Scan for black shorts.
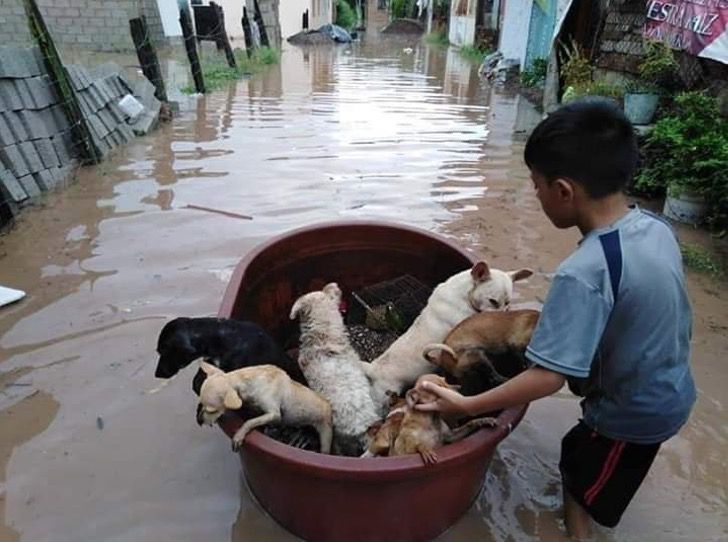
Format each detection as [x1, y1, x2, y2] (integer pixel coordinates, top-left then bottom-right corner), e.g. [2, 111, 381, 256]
[559, 421, 660, 528]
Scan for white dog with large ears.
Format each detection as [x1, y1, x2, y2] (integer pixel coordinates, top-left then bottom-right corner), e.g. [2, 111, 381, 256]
[290, 283, 380, 456]
[197, 361, 333, 453]
[364, 261, 532, 412]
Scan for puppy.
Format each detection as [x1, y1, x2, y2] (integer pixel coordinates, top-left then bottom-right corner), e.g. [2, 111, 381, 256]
[290, 283, 381, 456]
[155, 317, 304, 394]
[197, 361, 333, 453]
[423, 310, 539, 394]
[364, 261, 532, 411]
[389, 374, 498, 465]
[361, 394, 407, 458]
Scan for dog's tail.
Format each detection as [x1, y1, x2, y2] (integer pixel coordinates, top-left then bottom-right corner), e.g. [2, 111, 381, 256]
[423, 343, 457, 369]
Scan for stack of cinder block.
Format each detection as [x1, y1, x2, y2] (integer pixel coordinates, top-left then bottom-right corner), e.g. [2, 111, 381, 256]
[0, 46, 162, 228]
[0, 46, 77, 219]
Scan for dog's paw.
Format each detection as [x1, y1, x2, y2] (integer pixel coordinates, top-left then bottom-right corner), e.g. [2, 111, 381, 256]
[419, 449, 438, 465]
[474, 417, 498, 428]
[231, 433, 247, 452]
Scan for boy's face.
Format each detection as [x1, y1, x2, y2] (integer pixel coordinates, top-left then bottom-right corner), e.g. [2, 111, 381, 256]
[530, 170, 577, 229]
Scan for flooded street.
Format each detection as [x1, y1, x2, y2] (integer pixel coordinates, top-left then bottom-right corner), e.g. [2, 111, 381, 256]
[1, 12, 727, 542]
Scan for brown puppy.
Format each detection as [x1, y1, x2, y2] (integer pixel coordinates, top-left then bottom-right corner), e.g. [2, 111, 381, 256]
[423, 310, 540, 392]
[361, 394, 407, 458]
[197, 361, 333, 453]
[389, 374, 497, 465]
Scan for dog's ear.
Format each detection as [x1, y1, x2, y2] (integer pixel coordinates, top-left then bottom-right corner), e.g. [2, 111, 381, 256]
[405, 388, 420, 409]
[199, 361, 223, 376]
[322, 282, 342, 302]
[223, 388, 243, 410]
[290, 297, 308, 320]
[366, 420, 384, 437]
[471, 261, 491, 283]
[509, 268, 533, 282]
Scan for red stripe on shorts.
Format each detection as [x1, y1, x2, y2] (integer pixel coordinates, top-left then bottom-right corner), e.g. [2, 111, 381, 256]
[584, 440, 626, 506]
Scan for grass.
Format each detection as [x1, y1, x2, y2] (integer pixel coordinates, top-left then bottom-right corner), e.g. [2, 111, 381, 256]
[680, 243, 724, 277]
[181, 47, 280, 94]
[458, 44, 492, 63]
[425, 30, 449, 46]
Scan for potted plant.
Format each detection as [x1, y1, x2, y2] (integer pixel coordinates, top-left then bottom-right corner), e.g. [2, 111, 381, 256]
[634, 92, 728, 227]
[624, 41, 680, 125]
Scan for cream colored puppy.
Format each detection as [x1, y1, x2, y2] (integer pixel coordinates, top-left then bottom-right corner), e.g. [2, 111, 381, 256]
[364, 261, 532, 412]
[197, 361, 333, 453]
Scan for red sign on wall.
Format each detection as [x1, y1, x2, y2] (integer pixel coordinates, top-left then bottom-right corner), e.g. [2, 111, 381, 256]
[643, 0, 728, 64]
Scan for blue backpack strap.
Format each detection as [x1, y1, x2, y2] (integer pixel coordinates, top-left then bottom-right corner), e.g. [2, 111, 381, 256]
[599, 230, 622, 302]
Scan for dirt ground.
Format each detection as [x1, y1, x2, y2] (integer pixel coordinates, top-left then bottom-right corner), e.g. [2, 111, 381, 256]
[1, 9, 726, 542]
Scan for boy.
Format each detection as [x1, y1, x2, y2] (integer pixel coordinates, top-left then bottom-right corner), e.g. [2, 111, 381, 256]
[416, 99, 696, 538]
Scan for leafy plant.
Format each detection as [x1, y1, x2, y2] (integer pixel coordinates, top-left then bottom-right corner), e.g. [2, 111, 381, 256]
[562, 80, 624, 102]
[680, 243, 724, 276]
[458, 44, 492, 63]
[521, 58, 548, 88]
[635, 40, 681, 93]
[335, 0, 357, 30]
[634, 92, 728, 229]
[181, 48, 280, 94]
[391, 0, 415, 19]
[559, 38, 592, 90]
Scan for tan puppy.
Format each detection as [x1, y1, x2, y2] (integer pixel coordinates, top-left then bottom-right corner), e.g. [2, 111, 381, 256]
[364, 261, 532, 412]
[361, 394, 407, 458]
[385, 374, 498, 464]
[197, 361, 333, 453]
[423, 310, 540, 384]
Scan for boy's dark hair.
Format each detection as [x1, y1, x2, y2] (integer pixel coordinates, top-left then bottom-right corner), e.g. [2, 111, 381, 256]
[524, 98, 638, 198]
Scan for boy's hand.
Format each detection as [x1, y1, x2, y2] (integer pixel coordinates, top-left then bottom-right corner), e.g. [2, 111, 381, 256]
[413, 382, 471, 417]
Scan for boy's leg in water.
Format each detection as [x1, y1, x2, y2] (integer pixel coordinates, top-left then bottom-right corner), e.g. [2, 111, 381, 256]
[564, 485, 592, 540]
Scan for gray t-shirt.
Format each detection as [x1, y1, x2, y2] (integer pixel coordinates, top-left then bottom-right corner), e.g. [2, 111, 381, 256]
[526, 207, 696, 444]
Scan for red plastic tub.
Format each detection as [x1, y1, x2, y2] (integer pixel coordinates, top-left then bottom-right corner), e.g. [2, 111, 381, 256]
[217, 221, 527, 541]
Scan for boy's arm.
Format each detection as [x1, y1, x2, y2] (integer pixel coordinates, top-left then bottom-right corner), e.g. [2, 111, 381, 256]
[415, 366, 565, 417]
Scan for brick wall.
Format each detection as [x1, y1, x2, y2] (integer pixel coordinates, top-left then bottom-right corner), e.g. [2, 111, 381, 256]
[0, 0, 166, 52]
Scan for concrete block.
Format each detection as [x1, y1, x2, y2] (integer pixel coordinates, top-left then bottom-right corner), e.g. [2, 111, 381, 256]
[52, 163, 77, 185]
[19, 110, 49, 139]
[87, 113, 108, 139]
[95, 79, 114, 103]
[66, 65, 90, 91]
[3, 112, 29, 141]
[17, 173, 42, 198]
[92, 136, 111, 157]
[0, 48, 25, 78]
[26, 75, 55, 109]
[34, 138, 59, 169]
[0, 166, 27, 202]
[18, 141, 44, 174]
[97, 107, 116, 132]
[0, 113, 15, 146]
[108, 101, 125, 123]
[50, 105, 70, 132]
[0, 145, 29, 178]
[31, 47, 46, 75]
[92, 62, 124, 80]
[129, 111, 157, 136]
[33, 169, 56, 191]
[117, 122, 135, 142]
[15, 79, 36, 110]
[20, 48, 42, 77]
[88, 84, 107, 109]
[0, 79, 24, 111]
[52, 132, 74, 163]
[77, 92, 95, 117]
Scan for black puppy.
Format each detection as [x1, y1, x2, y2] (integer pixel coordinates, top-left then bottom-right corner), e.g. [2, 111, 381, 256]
[155, 317, 305, 394]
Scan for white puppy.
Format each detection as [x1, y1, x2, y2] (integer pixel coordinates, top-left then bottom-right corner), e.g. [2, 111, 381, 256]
[364, 261, 532, 411]
[290, 283, 381, 456]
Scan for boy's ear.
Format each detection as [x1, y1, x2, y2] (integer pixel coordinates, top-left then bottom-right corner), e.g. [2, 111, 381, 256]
[554, 178, 576, 201]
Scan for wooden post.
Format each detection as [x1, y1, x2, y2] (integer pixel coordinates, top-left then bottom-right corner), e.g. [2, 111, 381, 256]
[179, 5, 206, 94]
[210, 2, 236, 68]
[253, 0, 270, 48]
[241, 6, 254, 58]
[22, 0, 101, 164]
[129, 17, 168, 102]
[303, 9, 309, 31]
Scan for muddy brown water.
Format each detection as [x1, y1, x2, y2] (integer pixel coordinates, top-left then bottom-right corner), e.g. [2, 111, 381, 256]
[1, 19, 727, 542]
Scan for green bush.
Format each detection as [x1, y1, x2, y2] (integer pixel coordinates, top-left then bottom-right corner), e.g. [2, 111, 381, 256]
[680, 243, 724, 276]
[458, 44, 491, 63]
[559, 39, 591, 89]
[637, 40, 681, 93]
[562, 80, 624, 102]
[521, 58, 548, 88]
[635, 92, 728, 229]
[391, 0, 415, 19]
[335, 0, 356, 30]
[181, 48, 280, 94]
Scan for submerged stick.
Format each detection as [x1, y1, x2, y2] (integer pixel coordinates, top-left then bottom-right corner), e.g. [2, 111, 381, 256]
[183, 204, 253, 220]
